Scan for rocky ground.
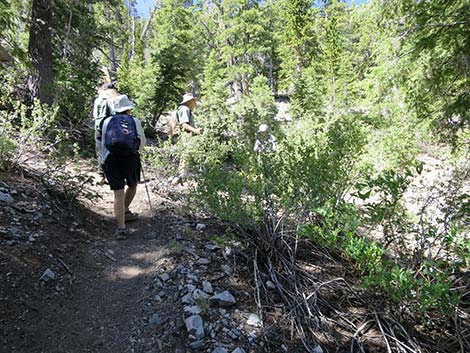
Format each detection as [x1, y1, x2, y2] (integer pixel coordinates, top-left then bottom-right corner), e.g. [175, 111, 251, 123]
[0, 163, 281, 353]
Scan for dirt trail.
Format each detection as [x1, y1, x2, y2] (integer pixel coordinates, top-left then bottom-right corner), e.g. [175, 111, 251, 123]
[1, 169, 190, 353]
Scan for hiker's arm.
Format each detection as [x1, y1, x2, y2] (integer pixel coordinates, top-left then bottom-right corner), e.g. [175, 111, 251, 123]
[181, 122, 203, 135]
[254, 139, 261, 153]
[92, 99, 99, 120]
[134, 118, 147, 151]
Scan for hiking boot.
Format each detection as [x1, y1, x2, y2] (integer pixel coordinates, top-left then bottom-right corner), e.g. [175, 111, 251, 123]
[125, 210, 139, 222]
[115, 228, 127, 240]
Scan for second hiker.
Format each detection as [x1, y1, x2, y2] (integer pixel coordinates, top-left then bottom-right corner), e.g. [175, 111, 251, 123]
[171, 93, 203, 185]
[93, 82, 119, 182]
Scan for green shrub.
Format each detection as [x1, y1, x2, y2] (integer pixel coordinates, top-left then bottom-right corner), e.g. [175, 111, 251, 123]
[299, 211, 462, 316]
[0, 135, 17, 171]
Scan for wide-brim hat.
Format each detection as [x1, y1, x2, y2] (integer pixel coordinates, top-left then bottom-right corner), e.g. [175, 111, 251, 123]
[180, 93, 196, 105]
[112, 94, 135, 113]
[257, 124, 269, 133]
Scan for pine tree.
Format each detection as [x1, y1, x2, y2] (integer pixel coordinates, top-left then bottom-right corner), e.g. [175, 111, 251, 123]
[377, 0, 470, 140]
[277, 0, 317, 91]
[116, 0, 207, 123]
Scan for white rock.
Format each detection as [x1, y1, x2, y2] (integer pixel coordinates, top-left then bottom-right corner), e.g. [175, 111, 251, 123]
[196, 223, 206, 231]
[247, 313, 262, 327]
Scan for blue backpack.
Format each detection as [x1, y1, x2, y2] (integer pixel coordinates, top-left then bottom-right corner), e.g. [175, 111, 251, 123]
[104, 114, 140, 156]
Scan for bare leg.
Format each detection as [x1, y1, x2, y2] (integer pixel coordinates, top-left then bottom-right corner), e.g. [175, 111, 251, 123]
[125, 184, 137, 211]
[114, 189, 125, 229]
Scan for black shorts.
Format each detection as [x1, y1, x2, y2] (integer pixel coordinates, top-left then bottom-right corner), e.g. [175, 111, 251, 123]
[104, 154, 141, 190]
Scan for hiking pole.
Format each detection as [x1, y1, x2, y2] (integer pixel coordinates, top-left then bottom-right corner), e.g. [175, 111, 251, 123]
[141, 163, 166, 238]
[140, 163, 155, 217]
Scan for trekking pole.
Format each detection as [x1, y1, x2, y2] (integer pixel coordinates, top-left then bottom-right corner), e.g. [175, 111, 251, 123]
[140, 163, 154, 216]
[141, 163, 167, 237]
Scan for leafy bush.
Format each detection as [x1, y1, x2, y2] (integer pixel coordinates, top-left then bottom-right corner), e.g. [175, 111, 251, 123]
[299, 209, 463, 315]
[0, 134, 17, 171]
[269, 114, 367, 214]
[0, 98, 60, 168]
[189, 107, 367, 230]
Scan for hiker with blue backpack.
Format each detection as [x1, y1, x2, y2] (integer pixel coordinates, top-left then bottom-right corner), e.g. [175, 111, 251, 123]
[100, 94, 147, 240]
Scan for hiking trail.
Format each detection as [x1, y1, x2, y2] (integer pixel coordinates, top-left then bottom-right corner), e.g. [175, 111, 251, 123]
[0, 163, 258, 353]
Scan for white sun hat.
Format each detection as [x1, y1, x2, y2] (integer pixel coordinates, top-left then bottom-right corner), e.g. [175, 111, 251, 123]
[257, 124, 269, 133]
[180, 93, 196, 105]
[112, 94, 135, 113]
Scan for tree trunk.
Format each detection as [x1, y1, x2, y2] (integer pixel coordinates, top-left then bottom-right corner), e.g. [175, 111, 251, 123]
[130, 0, 136, 58]
[140, 3, 157, 41]
[28, 0, 54, 104]
[110, 41, 117, 73]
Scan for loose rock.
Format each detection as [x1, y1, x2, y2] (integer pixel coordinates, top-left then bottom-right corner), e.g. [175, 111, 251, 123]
[212, 348, 228, 353]
[193, 289, 209, 300]
[0, 191, 13, 203]
[210, 291, 236, 307]
[149, 313, 162, 326]
[202, 280, 213, 294]
[247, 313, 262, 327]
[221, 264, 232, 275]
[40, 268, 56, 282]
[185, 315, 204, 340]
[197, 258, 210, 265]
[189, 339, 204, 350]
[184, 305, 202, 315]
[232, 349, 246, 353]
[196, 223, 206, 231]
[159, 273, 170, 282]
[181, 292, 193, 304]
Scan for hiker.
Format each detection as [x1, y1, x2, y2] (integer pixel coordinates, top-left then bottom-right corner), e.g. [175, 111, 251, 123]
[171, 93, 203, 185]
[93, 82, 119, 181]
[100, 94, 146, 240]
[254, 124, 276, 156]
